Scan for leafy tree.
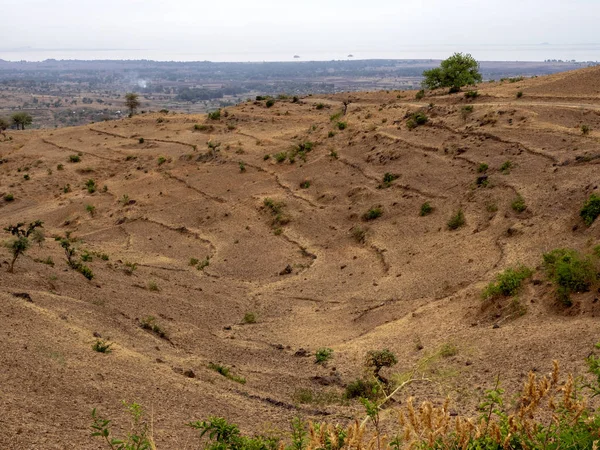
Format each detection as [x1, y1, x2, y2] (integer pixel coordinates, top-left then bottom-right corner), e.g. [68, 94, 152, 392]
[422, 53, 482, 92]
[125, 93, 140, 116]
[3, 220, 43, 272]
[11, 112, 33, 130]
[0, 117, 9, 132]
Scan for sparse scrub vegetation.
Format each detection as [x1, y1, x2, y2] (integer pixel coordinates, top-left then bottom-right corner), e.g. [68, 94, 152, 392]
[482, 265, 533, 300]
[500, 160, 512, 174]
[69, 154, 81, 163]
[477, 162, 488, 173]
[351, 226, 367, 244]
[208, 363, 246, 384]
[363, 206, 383, 221]
[381, 172, 399, 188]
[415, 89, 425, 100]
[85, 179, 97, 193]
[92, 339, 112, 353]
[580, 193, 600, 226]
[140, 316, 167, 338]
[207, 109, 221, 120]
[419, 202, 433, 216]
[447, 209, 465, 230]
[3, 220, 43, 272]
[543, 248, 596, 306]
[511, 194, 527, 212]
[336, 121, 347, 130]
[406, 112, 428, 130]
[242, 312, 256, 324]
[315, 347, 334, 365]
[581, 124, 591, 135]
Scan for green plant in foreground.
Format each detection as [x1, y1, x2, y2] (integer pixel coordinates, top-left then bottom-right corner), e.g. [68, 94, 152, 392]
[4, 193, 14, 202]
[91, 403, 152, 450]
[482, 265, 533, 300]
[315, 347, 334, 364]
[580, 193, 600, 226]
[543, 248, 596, 306]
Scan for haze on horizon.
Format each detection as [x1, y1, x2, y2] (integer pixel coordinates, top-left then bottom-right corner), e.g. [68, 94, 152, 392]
[2, 0, 600, 62]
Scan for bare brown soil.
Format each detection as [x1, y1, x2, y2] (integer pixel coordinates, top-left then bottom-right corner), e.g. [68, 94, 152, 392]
[1, 66, 600, 449]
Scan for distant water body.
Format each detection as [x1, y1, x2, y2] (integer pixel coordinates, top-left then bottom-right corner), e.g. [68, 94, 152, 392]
[2, 45, 600, 62]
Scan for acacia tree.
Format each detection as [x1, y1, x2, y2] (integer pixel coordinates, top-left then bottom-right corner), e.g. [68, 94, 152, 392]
[125, 93, 140, 116]
[11, 112, 33, 130]
[422, 53, 482, 92]
[3, 220, 43, 272]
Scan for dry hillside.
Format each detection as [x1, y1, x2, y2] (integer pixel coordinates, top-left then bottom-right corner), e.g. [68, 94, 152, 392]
[1, 67, 600, 449]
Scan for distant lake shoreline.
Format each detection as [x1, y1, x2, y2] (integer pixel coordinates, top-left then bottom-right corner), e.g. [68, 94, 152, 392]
[2, 45, 600, 63]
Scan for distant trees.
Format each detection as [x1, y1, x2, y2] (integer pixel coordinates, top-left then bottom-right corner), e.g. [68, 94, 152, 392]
[422, 53, 482, 92]
[11, 112, 33, 130]
[125, 93, 140, 116]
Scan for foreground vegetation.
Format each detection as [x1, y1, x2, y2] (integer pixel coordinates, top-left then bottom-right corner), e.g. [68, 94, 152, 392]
[92, 344, 600, 449]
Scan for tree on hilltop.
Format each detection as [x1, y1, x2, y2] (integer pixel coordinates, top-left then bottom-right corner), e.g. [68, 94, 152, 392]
[11, 112, 33, 130]
[422, 53, 482, 92]
[125, 93, 140, 116]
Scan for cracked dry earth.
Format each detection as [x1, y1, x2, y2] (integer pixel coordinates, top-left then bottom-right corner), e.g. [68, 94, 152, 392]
[1, 66, 600, 449]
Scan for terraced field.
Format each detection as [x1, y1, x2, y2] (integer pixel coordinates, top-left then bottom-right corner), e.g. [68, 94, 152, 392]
[1, 66, 600, 449]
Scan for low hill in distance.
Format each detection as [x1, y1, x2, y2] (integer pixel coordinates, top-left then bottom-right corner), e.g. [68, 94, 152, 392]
[1, 67, 600, 448]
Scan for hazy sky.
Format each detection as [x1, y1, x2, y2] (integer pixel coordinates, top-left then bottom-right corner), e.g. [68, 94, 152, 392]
[2, 0, 599, 60]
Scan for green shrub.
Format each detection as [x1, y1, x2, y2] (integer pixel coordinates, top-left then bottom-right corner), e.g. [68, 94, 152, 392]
[330, 111, 343, 122]
[274, 152, 287, 163]
[365, 349, 397, 382]
[516, 91, 523, 98]
[419, 202, 433, 216]
[482, 265, 533, 299]
[344, 378, 379, 400]
[580, 193, 600, 226]
[85, 179, 96, 193]
[92, 339, 112, 353]
[315, 347, 333, 364]
[464, 90, 479, 99]
[500, 160, 512, 174]
[140, 316, 167, 338]
[207, 109, 221, 120]
[581, 124, 591, 135]
[477, 163, 488, 173]
[447, 209, 465, 230]
[415, 89, 425, 100]
[57, 164, 64, 170]
[148, 281, 159, 291]
[440, 343, 458, 357]
[406, 112, 428, 130]
[543, 248, 596, 306]
[316, 103, 325, 110]
[336, 121, 347, 130]
[138, 137, 144, 144]
[243, 312, 256, 324]
[381, 172, 399, 188]
[85, 204, 96, 216]
[208, 363, 246, 384]
[4, 193, 14, 202]
[300, 180, 311, 189]
[265, 99, 275, 108]
[157, 156, 167, 166]
[511, 194, 527, 213]
[69, 155, 81, 163]
[363, 206, 383, 221]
